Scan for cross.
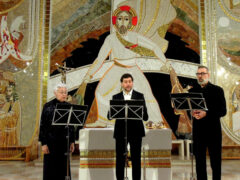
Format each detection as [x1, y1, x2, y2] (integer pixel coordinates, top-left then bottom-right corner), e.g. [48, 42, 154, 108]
[56, 62, 72, 83]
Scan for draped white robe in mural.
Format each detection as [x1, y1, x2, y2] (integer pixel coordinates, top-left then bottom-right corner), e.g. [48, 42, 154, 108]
[0, 15, 32, 65]
[86, 31, 168, 125]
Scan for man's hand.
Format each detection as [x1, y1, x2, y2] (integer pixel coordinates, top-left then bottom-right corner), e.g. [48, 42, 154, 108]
[192, 110, 206, 120]
[70, 143, 75, 153]
[42, 145, 50, 154]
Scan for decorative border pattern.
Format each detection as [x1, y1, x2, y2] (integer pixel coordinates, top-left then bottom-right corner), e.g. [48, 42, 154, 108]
[80, 150, 116, 158]
[80, 159, 171, 168]
[80, 150, 171, 158]
[200, 0, 207, 65]
[80, 150, 171, 168]
[27, 0, 48, 148]
[27, 0, 50, 146]
[42, 0, 51, 105]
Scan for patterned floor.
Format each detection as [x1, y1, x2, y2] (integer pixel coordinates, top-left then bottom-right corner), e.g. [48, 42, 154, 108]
[0, 156, 239, 180]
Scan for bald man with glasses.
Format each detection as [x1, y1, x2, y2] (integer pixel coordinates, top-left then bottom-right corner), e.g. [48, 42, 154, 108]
[189, 65, 227, 180]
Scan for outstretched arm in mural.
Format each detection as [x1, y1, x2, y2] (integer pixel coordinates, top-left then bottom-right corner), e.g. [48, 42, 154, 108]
[136, 33, 172, 71]
[84, 35, 112, 81]
[74, 35, 112, 105]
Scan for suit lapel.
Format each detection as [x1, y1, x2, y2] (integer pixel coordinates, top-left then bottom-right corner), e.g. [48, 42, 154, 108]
[118, 92, 124, 100]
[131, 90, 137, 100]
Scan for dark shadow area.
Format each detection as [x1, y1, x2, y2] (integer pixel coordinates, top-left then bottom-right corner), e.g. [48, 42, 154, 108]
[51, 31, 110, 76]
[165, 32, 200, 64]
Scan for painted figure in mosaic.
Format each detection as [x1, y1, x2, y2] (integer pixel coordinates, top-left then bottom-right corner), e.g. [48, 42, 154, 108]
[108, 73, 148, 180]
[170, 68, 192, 138]
[0, 14, 32, 70]
[77, 3, 176, 127]
[0, 71, 21, 147]
[39, 83, 75, 180]
[232, 84, 240, 136]
[189, 66, 227, 180]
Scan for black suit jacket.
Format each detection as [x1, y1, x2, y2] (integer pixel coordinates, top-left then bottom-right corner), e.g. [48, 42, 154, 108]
[39, 99, 75, 153]
[108, 90, 148, 139]
[189, 82, 226, 139]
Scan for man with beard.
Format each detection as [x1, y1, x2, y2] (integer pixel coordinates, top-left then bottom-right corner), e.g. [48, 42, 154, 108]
[189, 65, 227, 180]
[108, 73, 148, 180]
[78, 5, 171, 128]
[39, 83, 75, 180]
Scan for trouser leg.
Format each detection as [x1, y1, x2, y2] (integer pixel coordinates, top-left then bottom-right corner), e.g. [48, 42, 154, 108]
[43, 154, 54, 180]
[116, 138, 126, 180]
[208, 137, 222, 180]
[194, 139, 207, 180]
[129, 138, 142, 180]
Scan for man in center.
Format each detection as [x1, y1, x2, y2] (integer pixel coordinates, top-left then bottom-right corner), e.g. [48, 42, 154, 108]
[108, 73, 148, 180]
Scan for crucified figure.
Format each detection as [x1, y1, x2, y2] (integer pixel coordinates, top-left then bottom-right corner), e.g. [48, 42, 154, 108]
[56, 62, 72, 84]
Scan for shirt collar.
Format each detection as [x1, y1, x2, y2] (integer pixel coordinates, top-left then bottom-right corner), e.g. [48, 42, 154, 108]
[123, 89, 133, 96]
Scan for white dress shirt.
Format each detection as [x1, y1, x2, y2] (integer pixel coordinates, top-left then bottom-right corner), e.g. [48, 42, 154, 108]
[123, 89, 133, 100]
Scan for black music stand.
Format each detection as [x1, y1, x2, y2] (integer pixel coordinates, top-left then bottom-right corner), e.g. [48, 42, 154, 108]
[52, 104, 88, 180]
[109, 100, 144, 180]
[170, 93, 207, 180]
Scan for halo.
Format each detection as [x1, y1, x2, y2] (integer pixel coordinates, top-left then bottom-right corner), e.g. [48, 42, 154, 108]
[112, 5, 137, 31]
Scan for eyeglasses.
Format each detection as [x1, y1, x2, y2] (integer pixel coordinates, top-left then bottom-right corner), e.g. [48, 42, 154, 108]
[196, 72, 208, 76]
[58, 91, 67, 95]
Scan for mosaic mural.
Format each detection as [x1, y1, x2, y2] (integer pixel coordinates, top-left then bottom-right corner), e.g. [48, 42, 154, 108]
[0, 0, 44, 160]
[0, 0, 239, 161]
[213, 0, 240, 153]
[49, 0, 200, 140]
[232, 83, 240, 136]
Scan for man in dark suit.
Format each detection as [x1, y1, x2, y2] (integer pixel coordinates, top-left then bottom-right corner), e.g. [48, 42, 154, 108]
[189, 65, 226, 180]
[108, 73, 148, 180]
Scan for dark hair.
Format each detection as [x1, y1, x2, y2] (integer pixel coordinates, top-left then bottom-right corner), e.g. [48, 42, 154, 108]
[198, 65, 209, 72]
[120, 73, 134, 82]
